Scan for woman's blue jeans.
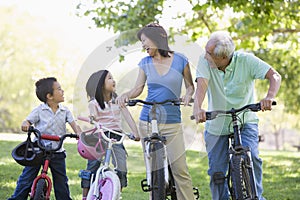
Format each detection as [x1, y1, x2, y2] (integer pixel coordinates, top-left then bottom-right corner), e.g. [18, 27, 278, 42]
[8, 152, 72, 200]
[204, 123, 265, 200]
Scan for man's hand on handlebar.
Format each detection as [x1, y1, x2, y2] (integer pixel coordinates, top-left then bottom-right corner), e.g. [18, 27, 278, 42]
[193, 108, 207, 124]
[260, 98, 275, 111]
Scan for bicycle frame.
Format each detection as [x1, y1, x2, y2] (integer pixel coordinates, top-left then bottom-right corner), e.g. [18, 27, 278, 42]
[204, 102, 276, 200]
[128, 99, 184, 200]
[28, 127, 78, 200]
[77, 116, 132, 200]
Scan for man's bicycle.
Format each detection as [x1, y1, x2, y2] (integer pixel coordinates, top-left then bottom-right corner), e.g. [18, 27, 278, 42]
[11, 126, 79, 200]
[192, 101, 276, 200]
[77, 116, 136, 200]
[128, 98, 199, 200]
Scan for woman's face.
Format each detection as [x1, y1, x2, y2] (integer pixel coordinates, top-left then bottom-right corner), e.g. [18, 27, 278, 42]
[103, 72, 116, 93]
[140, 33, 158, 57]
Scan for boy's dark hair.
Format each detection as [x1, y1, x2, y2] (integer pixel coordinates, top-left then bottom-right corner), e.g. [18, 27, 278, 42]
[86, 70, 117, 110]
[35, 77, 57, 103]
[137, 23, 173, 57]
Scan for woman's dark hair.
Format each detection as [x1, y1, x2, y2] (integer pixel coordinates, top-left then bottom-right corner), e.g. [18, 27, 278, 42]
[86, 70, 116, 110]
[35, 77, 57, 103]
[137, 23, 173, 57]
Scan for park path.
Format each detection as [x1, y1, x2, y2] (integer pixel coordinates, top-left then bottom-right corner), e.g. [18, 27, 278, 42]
[0, 129, 205, 151]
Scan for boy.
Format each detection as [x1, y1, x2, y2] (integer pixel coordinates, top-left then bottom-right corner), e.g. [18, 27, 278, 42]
[8, 77, 81, 200]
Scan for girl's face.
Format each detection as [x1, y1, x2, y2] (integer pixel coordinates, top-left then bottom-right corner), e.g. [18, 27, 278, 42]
[140, 33, 158, 57]
[103, 72, 116, 93]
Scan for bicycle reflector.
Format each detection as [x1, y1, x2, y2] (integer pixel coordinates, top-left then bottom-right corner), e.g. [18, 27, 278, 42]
[11, 139, 44, 166]
[77, 131, 107, 160]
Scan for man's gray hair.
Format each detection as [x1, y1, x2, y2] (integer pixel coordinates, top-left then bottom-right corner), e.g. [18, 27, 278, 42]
[209, 31, 235, 58]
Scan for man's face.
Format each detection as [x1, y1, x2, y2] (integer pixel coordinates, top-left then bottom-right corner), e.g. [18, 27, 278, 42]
[205, 41, 226, 69]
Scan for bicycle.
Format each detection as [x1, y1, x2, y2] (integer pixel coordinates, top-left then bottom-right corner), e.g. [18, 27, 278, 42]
[77, 116, 136, 200]
[192, 101, 276, 200]
[127, 98, 200, 200]
[12, 126, 78, 200]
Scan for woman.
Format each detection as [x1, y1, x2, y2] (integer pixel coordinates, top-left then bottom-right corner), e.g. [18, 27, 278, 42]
[116, 23, 195, 200]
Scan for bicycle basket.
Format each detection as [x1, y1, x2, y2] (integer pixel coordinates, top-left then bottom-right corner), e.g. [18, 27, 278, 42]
[77, 131, 107, 160]
[11, 138, 44, 166]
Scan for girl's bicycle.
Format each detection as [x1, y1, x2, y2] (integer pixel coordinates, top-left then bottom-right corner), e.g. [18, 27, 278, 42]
[192, 101, 276, 200]
[11, 126, 78, 200]
[128, 98, 199, 200]
[77, 116, 136, 200]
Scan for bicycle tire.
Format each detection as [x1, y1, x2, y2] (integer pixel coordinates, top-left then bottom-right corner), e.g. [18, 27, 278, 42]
[150, 141, 166, 200]
[230, 154, 255, 200]
[87, 170, 121, 200]
[166, 165, 177, 200]
[32, 179, 47, 200]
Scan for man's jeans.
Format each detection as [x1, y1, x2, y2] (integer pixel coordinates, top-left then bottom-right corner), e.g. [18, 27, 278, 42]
[204, 123, 265, 200]
[8, 152, 72, 200]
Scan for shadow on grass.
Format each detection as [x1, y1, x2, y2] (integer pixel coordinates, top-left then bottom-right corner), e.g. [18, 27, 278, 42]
[1, 141, 299, 199]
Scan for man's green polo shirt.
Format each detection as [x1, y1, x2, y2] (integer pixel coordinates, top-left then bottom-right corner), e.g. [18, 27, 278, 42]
[196, 51, 271, 135]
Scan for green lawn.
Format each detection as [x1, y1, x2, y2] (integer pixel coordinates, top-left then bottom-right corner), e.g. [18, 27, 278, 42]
[1, 140, 299, 200]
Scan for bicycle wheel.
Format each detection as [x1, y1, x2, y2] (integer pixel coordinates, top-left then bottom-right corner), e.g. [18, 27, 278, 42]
[32, 179, 47, 200]
[87, 170, 121, 200]
[230, 154, 255, 200]
[150, 141, 166, 200]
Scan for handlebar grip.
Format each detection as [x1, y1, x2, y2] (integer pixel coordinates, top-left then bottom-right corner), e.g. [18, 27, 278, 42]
[41, 134, 60, 141]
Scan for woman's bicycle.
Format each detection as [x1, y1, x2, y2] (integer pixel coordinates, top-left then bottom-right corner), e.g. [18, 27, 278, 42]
[12, 126, 79, 200]
[192, 101, 276, 200]
[77, 116, 136, 200]
[128, 98, 199, 200]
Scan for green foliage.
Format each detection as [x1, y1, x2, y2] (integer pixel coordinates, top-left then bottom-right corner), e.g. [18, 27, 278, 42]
[1, 140, 299, 199]
[76, 0, 300, 114]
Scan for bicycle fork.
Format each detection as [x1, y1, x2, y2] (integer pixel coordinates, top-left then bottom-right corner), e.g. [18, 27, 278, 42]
[141, 135, 168, 192]
[30, 159, 52, 200]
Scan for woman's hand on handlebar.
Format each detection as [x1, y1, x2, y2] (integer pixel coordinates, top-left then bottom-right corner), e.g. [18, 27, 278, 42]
[181, 94, 193, 106]
[116, 94, 129, 108]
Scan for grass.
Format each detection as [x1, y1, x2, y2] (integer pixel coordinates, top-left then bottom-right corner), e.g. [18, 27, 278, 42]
[1, 140, 299, 200]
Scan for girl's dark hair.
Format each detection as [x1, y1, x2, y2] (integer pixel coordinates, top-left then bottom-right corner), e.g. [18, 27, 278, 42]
[35, 77, 57, 103]
[86, 70, 117, 110]
[137, 23, 173, 57]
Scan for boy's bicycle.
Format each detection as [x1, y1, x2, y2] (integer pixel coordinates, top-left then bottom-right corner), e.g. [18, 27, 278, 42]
[192, 101, 276, 200]
[77, 116, 136, 200]
[128, 98, 199, 200]
[11, 126, 78, 200]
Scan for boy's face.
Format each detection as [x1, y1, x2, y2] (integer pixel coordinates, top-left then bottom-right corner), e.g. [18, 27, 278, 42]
[49, 81, 64, 103]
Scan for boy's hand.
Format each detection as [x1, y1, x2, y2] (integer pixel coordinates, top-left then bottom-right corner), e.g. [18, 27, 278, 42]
[21, 120, 31, 132]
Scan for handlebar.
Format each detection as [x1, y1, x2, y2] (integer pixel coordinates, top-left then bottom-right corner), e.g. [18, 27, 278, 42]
[191, 101, 277, 120]
[127, 98, 193, 107]
[28, 126, 79, 151]
[77, 116, 136, 143]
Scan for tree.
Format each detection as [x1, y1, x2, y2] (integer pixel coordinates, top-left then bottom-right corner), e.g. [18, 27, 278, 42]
[0, 6, 80, 132]
[76, 0, 300, 114]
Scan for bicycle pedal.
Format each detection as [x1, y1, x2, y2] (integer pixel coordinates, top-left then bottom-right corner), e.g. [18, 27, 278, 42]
[193, 187, 200, 200]
[141, 179, 151, 192]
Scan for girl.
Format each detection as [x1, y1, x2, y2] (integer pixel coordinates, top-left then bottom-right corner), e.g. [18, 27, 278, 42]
[80, 70, 140, 200]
